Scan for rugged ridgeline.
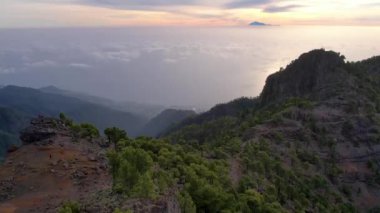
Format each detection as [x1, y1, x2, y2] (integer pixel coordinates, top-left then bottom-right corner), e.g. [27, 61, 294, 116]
[166, 49, 380, 211]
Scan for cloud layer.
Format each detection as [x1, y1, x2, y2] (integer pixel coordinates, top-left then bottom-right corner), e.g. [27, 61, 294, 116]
[0, 27, 379, 108]
[225, 0, 272, 8]
[263, 4, 301, 13]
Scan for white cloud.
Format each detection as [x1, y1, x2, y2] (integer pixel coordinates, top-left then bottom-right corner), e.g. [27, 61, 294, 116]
[163, 58, 178, 64]
[26, 60, 57, 67]
[0, 67, 15, 74]
[69, 63, 92, 68]
[92, 50, 141, 62]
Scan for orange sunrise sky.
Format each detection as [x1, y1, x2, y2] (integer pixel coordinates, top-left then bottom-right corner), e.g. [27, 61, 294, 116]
[1, 0, 380, 28]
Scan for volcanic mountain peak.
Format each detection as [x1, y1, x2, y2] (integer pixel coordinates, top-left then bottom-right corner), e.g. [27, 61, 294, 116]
[260, 49, 347, 105]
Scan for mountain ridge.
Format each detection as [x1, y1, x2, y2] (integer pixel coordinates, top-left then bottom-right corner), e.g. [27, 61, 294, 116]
[0, 85, 146, 133]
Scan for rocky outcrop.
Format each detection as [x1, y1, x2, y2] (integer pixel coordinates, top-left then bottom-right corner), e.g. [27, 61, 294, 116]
[260, 49, 347, 105]
[20, 116, 68, 144]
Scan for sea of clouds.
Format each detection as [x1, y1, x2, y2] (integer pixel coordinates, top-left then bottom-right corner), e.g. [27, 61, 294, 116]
[0, 26, 378, 109]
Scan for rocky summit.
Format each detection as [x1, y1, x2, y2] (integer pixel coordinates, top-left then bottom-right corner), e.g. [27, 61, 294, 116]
[260, 49, 347, 104]
[20, 116, 69, 145]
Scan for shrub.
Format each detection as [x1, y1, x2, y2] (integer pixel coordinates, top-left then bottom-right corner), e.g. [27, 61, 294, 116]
[178, 191, 196, 213]
[113, 209, 133, 213]
[79, 123, 99, 139]
[58, 201, 81, 213]
[104, 127, 128, 149]
[59, 112, 73, 127]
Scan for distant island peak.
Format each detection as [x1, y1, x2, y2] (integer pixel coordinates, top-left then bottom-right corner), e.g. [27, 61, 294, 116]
[249, 21, 271, 26]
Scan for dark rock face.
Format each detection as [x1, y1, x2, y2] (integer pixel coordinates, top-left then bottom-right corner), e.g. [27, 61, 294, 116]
[20, 116, 67, 144]
[260, 49, 346, 105]
[0, 177, 15, 202]
[20, 129, 56, 144]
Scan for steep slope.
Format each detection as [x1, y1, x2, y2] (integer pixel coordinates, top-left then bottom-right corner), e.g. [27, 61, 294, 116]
[166, 49, 380, 211]
[139, 109, 196, 137]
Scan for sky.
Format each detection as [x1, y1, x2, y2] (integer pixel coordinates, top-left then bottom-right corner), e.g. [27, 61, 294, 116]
[1, 0, 380, 28]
